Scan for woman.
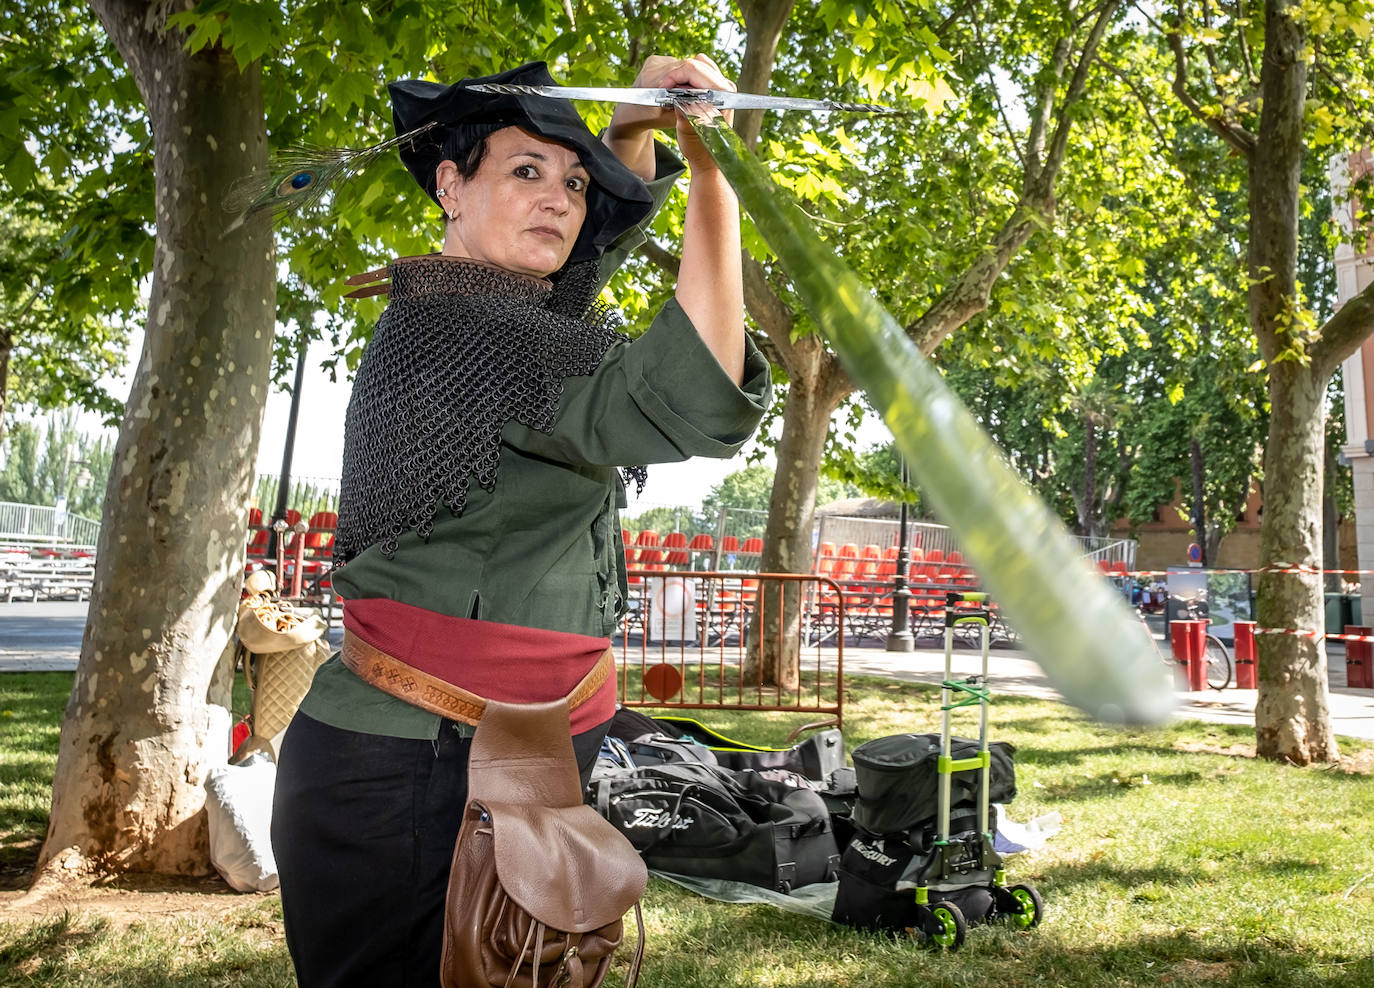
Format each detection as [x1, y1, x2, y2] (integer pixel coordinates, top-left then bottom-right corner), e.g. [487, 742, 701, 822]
[271, 54, 771, 986]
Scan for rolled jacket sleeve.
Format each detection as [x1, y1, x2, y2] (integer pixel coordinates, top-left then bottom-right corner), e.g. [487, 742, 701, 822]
[502, 298, 771, 466]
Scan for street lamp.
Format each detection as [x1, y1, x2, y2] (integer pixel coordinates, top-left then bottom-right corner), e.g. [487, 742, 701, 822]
[54, 451, 92, 538]
[266, 338, 308, 561]
[885, 455, 914, 652]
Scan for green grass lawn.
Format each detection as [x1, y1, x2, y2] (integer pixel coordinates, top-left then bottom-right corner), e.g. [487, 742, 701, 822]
[3, 671, 1374, 986]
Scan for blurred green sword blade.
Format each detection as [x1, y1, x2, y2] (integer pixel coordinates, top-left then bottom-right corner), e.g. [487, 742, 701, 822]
[690, 111, 1174, 724]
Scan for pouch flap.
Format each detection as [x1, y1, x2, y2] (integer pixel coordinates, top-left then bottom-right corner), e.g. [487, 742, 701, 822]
[484, 800, 647, 933]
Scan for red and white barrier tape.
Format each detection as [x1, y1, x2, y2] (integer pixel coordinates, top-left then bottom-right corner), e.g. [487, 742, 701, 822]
[1254, 627, 1325, 640]
[1253, 628, 1374, 643]
[1104, 564, 1370, 577]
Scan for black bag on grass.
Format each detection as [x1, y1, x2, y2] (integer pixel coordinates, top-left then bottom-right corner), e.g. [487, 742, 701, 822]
[588, 761, 840, 893]
[831, 806, 999, 932]
[622, 736, 719, 767]
[852, 733, 1016, 834]
[606, 705, 667, 742]
[655, 716, 846, 783]
[818, 766, 858, 850]
[831, 828, 926, 932]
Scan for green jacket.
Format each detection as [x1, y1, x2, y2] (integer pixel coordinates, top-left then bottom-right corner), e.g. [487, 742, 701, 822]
[298, 148, 772, 740]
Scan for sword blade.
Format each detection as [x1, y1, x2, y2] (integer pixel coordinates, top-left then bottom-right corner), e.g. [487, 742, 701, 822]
[468, 83, 671, 106]
[467, 82, 897, 114]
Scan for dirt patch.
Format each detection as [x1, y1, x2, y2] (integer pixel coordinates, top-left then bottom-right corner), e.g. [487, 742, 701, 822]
[1336, 747, 1374, 774]
[1173, 739, 1257, 759]
[1, 870, 275, 931]
[1171, 739, 1373, 774]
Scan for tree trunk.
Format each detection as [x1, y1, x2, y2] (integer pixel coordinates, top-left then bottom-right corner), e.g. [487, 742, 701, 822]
[735, 0, 794, 152]
[0, 326, 11, 443]
[747, 350, 846, 689]
[1191, 435, 1208, 566]
[1254, 362, 1338, 763]
[1247, 0, 1336, 764]
[34, 1, 274, 881]
[1078, 416, 1098, 536]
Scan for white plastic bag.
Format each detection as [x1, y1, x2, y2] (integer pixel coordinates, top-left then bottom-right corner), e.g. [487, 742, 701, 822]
[204, 755, 279, 892]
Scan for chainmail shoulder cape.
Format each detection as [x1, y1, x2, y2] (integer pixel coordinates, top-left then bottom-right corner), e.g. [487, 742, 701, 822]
[336, 254, 645, 564]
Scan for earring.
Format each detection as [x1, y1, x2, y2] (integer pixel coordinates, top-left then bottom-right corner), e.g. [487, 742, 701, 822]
[437, 188, 457, 221]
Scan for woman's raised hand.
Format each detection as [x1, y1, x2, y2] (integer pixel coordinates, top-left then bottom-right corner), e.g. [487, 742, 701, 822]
[603, 54, 737, 179]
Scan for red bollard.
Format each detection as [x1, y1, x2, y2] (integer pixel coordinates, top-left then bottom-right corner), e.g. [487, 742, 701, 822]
[1186, 620, 1208, 691]
[1169, 620, 1203, 691]
[1233, 621, 1257, 689]
[1187, 621, 1209, 692]
[1344, 625, 1373, 689]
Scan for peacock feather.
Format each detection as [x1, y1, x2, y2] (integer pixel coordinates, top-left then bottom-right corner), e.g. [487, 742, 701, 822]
[224, 122, 439, 223]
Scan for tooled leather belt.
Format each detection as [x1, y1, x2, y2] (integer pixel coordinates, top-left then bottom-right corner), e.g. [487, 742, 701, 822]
[339, 629, 614, 726]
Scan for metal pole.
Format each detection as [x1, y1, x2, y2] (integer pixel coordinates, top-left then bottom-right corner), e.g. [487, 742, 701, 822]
[266, 340, 308, 560]
[886, 456, 914, 651]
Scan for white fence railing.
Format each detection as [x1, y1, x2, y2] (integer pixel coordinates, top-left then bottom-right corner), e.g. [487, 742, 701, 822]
[1075, 536, 1138, 569]
[0, 501, 101, 549]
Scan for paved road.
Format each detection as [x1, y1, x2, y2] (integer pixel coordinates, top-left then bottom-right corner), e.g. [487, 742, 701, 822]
[0, 601, 345, 663]
[4, 602, 1372, 740]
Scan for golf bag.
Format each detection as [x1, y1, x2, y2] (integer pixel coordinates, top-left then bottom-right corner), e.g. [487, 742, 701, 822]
[588, 761, 840, 893]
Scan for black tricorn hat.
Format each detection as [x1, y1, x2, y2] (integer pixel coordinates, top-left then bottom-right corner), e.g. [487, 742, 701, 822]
[389, 61, 653, 265]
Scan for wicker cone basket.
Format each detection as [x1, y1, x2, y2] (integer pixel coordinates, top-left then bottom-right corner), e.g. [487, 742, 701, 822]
[245, 638, 332, 745]
[237, 571, 331, 754]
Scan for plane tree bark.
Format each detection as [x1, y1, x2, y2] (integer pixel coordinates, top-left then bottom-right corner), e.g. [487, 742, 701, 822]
[33, 0, 274, 883]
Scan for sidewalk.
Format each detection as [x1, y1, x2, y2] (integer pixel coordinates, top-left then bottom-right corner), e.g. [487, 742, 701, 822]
[4, 602, 1372, 741]
[841, 640, 1374, 741]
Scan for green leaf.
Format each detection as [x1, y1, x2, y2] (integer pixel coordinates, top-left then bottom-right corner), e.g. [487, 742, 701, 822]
[2, 144, 37, 191]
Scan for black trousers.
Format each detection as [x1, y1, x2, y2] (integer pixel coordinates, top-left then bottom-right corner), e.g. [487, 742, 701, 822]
[271, 712, 610, 988]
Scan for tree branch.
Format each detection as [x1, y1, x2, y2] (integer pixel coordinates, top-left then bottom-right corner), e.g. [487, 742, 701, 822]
[742, 254, 801, 371]
[1022, 36, 1070, 182]
[935, 0, 982, 37]
[971, 6, 1027, 173]
[905, 204, 1044, 353]
[1164, 5, 1256, 156]
[1236, 0, 1258, 85]
[736, 0, 795, 152]
[639, 237, 680, 277]
[1200, 0, 1227, 94]
[750, 327, 785, 369]
[906, 1, 1121, 353]
[1040, 0, 1122, 195]
[1312, 277, 1374, 375]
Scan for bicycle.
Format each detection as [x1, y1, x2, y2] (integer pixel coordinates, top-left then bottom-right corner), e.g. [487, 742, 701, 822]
[1174, 589, 1232, 691]
[1131, 590, 1232, 691]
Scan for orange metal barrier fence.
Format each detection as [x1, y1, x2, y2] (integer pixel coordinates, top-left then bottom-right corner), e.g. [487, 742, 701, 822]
[615, 571, 845, 737]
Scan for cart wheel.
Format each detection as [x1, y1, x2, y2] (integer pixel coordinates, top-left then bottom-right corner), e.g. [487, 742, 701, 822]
[1005, 883, 1044, 929]
[925, 901, 966, 951]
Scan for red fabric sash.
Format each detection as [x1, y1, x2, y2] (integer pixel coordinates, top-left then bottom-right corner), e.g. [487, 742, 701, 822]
[342, 598, 615, 734]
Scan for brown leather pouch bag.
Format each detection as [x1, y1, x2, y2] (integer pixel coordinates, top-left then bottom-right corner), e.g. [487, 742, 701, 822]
[441, 696, 647, 988]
